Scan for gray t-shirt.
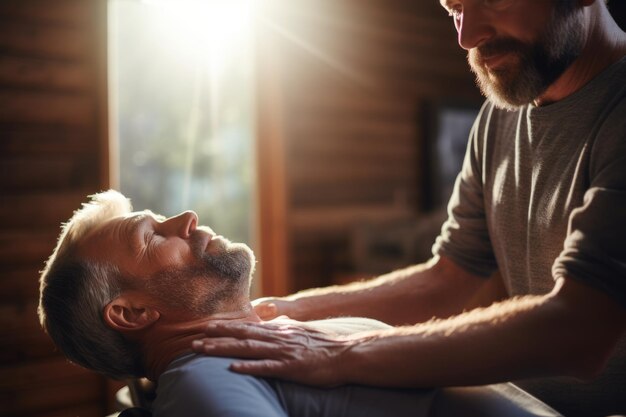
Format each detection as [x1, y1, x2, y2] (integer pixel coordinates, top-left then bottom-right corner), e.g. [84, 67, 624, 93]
[152, 317, 438, 417]
[433, 56, 626, 416]
[153, 355, 438, 417]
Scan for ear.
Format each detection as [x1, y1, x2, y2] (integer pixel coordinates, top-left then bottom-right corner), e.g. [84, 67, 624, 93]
[103, 294, 161, 333]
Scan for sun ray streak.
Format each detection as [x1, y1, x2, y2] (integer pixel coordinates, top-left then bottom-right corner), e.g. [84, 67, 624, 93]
[261, 17, 378, 90]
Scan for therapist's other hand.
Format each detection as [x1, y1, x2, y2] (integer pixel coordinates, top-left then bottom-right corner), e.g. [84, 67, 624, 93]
[191, 321, 361, 387]
[251, 297, 295, 320]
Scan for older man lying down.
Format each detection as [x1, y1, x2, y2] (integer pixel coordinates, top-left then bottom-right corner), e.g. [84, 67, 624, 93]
[38, 190, 560, 417]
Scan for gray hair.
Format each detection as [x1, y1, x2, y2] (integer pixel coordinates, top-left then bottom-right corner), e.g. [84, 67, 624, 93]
[38, 190, 144, 379]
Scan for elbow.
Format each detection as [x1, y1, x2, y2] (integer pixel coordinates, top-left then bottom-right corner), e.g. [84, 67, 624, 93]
[547, 278, 626, 381]
[543, 324, 619, 382]
[565, 346, 613, 382]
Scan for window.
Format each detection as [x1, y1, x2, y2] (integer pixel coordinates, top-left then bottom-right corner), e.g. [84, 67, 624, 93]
[108, 0, 257, 264]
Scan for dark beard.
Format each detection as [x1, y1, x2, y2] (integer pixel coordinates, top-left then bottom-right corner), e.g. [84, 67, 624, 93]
[468, 4, 585, 110]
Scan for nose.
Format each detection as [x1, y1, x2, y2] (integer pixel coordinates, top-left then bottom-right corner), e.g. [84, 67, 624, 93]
[456, 6, 494, 50]
[158, 211, 198, 238]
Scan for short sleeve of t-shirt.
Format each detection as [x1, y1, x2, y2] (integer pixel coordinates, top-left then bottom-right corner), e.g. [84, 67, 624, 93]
[553, 97, 626, 307]
[432, 102, 499, 278]
[153, 355, 288, 417]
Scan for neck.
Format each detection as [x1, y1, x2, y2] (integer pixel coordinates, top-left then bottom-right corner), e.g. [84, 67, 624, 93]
[141, 304, 261, 381]
[535, 3, 626, 106]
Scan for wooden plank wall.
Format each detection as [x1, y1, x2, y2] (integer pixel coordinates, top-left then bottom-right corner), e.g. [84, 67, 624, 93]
[261, 0, 482, 293]
[267, 0, 626, 294]
[0, 1, 112, 416]
[270, 0, 626, 294]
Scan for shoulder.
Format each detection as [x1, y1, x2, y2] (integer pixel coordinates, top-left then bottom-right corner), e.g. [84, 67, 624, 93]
[158, 354, 242, 387]
[153, 355, 287, 417]
[582, 56, 626, 154]
[588, 90, 626, 188]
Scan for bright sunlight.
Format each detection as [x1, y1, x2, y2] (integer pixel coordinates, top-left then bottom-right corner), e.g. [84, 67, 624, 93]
[109, 0, 257, 281]
[142, 0, 256, 70]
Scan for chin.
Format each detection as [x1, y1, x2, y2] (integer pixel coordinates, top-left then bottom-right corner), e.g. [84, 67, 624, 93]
[230, 242, 256, 279]
[201, 239, 257, 288]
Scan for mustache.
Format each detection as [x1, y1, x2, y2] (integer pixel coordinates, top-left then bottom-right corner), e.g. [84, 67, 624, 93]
[474, 37, 528, 59]
[189, 229, 213, 258]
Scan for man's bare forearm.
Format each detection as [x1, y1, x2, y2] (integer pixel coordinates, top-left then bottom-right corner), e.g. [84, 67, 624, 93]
[196, 276, 625, 390]
[340, 278, 626, 388]
[282, 256, 500, 325]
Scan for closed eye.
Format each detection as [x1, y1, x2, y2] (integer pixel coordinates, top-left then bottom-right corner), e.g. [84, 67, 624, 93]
[128, 215, 155, 258]
[143, 228, 154, 246]
[143, 225, 164, 261]
[143, 230, 155, 260]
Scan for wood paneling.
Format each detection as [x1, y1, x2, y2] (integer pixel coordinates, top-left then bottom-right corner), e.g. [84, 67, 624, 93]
[0, 358, 102, 416]
[0, 21, 89, 60]
[0, 231, 58, 265]
[0, 124, 94, 154]
[0, 156, 98, 191]
[263, 0, 626, 294]
[0, 190, 91, 230]
[0, 1, 91, 25]
[0, 55, 92, 92]
[0, 267, 41, 303]
[0, 0, 110, 415]
[258, 0, 481, 293]
[0, 90, 95, 125]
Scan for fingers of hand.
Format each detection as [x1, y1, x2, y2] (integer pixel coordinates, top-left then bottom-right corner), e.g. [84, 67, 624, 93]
[252, 297, 295, 320]
[251, 297, 274, 307]
[192, 338, 281, 359]
[191, 329, 328, 362]
[203, 321, 321, 345]
[254, 302, 278, 320]
[230, 359, 288, 377]
[203, 321, 281, 340]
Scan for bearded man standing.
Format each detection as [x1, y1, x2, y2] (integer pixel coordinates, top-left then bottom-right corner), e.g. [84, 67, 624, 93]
[192, 1, 626, 416]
